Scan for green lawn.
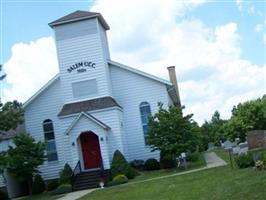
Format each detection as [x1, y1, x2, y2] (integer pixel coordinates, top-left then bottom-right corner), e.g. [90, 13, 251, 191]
[20, 192, 64, 200]
[79, 152, 266, 200]
[131, 152, 206, 183]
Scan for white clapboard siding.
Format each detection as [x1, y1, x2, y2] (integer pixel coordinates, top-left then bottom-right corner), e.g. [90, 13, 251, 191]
[24, 78, 66, 180]
[91, 108, 125, 161]
[54, 18, 112, 104]
[110, 64, 170, 161]
[59, 108, 124, 170]
[98, 20, 110, 60]
[67, 115, 110, 169]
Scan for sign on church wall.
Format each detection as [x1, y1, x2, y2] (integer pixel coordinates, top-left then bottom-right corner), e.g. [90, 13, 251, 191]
[67, 61, 96, 73]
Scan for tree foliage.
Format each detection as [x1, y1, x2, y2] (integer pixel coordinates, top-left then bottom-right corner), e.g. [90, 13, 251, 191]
[0, 133, 46, 195]
[0, 64, 7, 106]
[200, 96, 266, 145]
[200, 111, 227, 149]
[0, 100, 24, 131]
[148, 103, 200, 157]
[224, 96, 266, 141]
[59, 163, 73, 184]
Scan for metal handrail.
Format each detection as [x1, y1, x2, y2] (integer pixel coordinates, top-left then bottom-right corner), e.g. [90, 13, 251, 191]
[71, 160, 81, 188]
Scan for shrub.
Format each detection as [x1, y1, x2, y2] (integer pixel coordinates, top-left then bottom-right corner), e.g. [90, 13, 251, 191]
[49, 184, 72, 195]
[160, 151, 176, 169]
[113, 174, 128, 182]
[59, 163, 73, 184]
[47, 179, 60, 191]
[0, 189, 8, 200]
[144, 158, 160, 170]
[130, 160, 144, 170]
[32, 174, 46, 195]
[186, 152, 200, 162]
[111, 150, 136, 179]
[235, 153, 254, 168]
[107, 174, 128, 187]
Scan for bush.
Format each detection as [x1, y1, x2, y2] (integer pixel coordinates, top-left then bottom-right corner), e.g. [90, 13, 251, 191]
[144, 158, 160, 170]
[111, 150, 136, 179]
[107, 174, 128, 187]
[59, 163, 73, 184]
[186, 152, 200, 162]
[160, 151, 176, 169]
[0, 189, 8, 200]
[113, 174, 128, 182]
[49, 184, 72, 195]
[235, 153, 254, 168]
[47, 179, 60, 191]
[32, 174, 46, 195]
[130, 160, 144, 170]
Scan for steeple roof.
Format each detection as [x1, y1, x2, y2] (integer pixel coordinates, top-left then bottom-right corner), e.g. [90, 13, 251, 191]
[49, 10, 110, 30]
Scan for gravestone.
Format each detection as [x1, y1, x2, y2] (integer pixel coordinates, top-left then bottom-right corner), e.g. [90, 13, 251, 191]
[208, 142, 215, 150]
[247, 130, 266, 151]
[224, 140, 234, 150]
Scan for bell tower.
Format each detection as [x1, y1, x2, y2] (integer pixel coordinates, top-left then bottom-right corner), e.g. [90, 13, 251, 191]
[49, 10, 112, 103]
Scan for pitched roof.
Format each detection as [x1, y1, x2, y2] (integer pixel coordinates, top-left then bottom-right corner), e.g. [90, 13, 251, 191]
[23, 74, 60, 109]
[64, 112, 110, 134]
[108, 60, 172, 85]
[49, 10, 110, 30]
[58, 96, 121, 117]
[0, 123, 25, 140]
[108, 60, 181, 106]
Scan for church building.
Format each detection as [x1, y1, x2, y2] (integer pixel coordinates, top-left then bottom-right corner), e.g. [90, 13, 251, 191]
[0, 10, 180, 197]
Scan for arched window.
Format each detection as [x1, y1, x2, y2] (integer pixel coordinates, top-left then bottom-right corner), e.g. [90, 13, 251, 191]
[43, 119, 58, 162]
[139, 102, 151, 145]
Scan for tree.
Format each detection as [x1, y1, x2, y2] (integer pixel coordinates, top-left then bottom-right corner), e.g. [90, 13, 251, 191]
[0, 133, 46, 195]
[224, 96, 266, 141]
[200, 111, 227, 149]
[0, 100, 24, 131]
[59, 163, 73, 184]
[148, 103, 200, 158]
[0, 64, 7, 106]
[0, 65, 6, 82]
[110, 150, 135, 179]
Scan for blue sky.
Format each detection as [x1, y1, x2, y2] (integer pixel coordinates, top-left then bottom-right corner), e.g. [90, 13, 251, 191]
[1, 0, 265, 65]
[0, 0, 265, 123]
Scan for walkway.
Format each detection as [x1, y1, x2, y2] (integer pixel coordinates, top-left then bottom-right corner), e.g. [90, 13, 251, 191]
[57, 152, 227, 200]
[57, 188, 96, 200]
[204, 152, 227, 168]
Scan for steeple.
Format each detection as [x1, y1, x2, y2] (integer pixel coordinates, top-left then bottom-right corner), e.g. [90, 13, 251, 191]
[49, 10, 109, 30]
[50, 10, 112, 103]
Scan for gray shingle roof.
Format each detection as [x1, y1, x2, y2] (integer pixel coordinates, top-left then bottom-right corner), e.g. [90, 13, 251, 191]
[49, 10, 110, 30]
[0, 123, 25, 140]
[58, 96, 121, 117]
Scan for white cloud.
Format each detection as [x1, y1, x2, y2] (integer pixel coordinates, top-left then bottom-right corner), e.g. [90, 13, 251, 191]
[2, 37, 58, 102]
[91, 0, 265, 123]
[2, 0, 265, 125]
[255, 24, 263, 32]
[236, 0, 256, 14]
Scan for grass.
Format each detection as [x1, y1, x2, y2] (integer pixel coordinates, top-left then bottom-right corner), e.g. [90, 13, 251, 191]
[131, 152, 206, 183]
[20, 192, 65, 200]
[79, 151, 266, 200]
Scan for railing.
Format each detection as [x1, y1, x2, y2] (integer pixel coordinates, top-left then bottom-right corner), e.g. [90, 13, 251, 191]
[100, 160, 104, 179]
[71, 160, 81, 190]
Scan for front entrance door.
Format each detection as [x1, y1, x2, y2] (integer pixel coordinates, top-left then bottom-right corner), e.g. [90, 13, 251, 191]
[80, 132, 102, 169]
